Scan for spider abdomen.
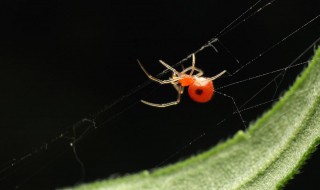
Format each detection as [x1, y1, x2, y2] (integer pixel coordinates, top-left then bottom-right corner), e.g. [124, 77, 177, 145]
[188, 77, 214, 103]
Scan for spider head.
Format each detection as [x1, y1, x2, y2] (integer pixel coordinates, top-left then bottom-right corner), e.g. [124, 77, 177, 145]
[178, 75, 195, 87]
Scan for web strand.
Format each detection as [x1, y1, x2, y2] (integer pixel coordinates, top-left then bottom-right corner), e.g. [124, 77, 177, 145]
[214, 0, 277, 39]
[231, 13, 320, 76]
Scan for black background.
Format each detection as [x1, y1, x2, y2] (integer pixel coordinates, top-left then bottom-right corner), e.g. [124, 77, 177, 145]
[0, 0, 319, 189]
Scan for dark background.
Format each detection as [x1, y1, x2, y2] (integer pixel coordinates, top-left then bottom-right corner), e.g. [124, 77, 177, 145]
[0, 0, 319, 189]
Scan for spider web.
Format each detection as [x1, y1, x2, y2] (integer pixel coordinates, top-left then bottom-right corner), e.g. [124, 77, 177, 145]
[0, 0, 320, 189]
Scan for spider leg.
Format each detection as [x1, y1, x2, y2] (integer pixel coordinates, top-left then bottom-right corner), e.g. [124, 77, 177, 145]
[158, 60, 180, 75]
[189, 53, 196, 76]
[181, 66, 204, 76]
[137, 59, 182, 84]
[173, 82, 184, 94]
[195, 68, 204, 77]
[141, 84, 183, 108]
[181, 62, 186, 72]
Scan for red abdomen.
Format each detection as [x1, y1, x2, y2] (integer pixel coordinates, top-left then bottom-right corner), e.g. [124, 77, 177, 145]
[188, 78, 214, 103]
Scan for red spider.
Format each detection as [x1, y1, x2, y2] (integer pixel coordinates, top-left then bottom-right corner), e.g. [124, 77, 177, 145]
[138, 54, 226, 107]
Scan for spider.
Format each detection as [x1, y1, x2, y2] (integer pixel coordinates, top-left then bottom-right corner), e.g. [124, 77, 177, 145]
[137, 53, 226, 107]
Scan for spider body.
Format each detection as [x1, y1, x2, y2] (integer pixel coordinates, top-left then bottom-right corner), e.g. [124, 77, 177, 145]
[138, 54, 225, 107]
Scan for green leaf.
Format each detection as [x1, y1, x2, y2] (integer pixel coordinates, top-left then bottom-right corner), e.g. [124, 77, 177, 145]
[65, 47, 320, 190]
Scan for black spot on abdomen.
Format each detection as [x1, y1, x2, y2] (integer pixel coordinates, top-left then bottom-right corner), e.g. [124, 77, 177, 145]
[195, 89, 203, 95]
